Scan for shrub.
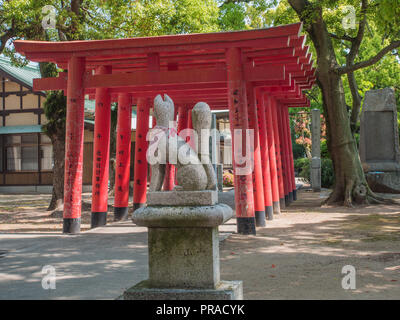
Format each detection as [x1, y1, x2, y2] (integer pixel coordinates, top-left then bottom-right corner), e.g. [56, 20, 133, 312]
[295, 157, 335, 188]
[321, 158, 334, 188]
[320, 140, 330, 158]
[292, 142, 306, 159]
[294, 157, 309, 176]
[223, 171, 234, 187]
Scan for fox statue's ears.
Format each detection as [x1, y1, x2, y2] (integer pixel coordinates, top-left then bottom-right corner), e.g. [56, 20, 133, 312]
[164, 94, 174, 106]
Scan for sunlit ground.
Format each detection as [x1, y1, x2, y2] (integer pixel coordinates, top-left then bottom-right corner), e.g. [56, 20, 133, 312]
[1, 188, 400, 299]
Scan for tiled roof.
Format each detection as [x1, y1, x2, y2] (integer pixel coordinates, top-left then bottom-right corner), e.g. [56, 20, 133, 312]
[0, 56, 40, 88]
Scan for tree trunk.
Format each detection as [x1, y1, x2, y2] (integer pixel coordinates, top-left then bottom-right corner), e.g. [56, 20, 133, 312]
[289, 0, 383, 206]
[317, 71, 368, 205]
[47, 132, 65, 211]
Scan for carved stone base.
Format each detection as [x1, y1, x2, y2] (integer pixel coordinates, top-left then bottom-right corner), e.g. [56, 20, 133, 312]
[123, 280, 243, 300]
[125, 202, 241, 300]
[366, 171, 400, 194]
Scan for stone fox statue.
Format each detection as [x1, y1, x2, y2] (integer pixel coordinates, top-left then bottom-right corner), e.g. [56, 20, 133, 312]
[148, 94, 217, 191]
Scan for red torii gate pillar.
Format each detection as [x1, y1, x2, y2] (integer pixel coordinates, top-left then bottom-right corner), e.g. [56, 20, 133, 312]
[270, 97, 286, 209]
[277, 103, 291, 206]
[114, 93, 132, 221]
[226, 47, 256, 235]
[163, 107, 177, 191]
[263, 95, 281, 215]
[186, 106, 197, 151]
[283, 106, 297, 201]
[133, 97, 150, 210]
[91, 65, 112, 228]
[176, 105, 188, 186]
[177, 105, 189, 134]
[281, 105, 293, 203]
[63, 57, 86, 234]
[279, 103, 295, 204]
[256, 91, 274, 220]
[247, 83, 266, 226]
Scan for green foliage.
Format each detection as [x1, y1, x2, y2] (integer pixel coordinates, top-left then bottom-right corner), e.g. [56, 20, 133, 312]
[321, 140, 330, 158]
[98, 0, 220, 37]
[1, 0, 225, 141]
[292, 142, 306, 159]
[321, 158, 335, 188]
[263, 1, 400, 95]
[218, 2, 247, 30]
[295, 157, 335, 188]
[41, 90, 67, 138]
[293, 157, 309, 175]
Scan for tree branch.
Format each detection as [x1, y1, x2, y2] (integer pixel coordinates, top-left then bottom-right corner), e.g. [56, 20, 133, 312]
[347, 0, 368, 64]
[346, 0, 368, 134]
[0, 29, 15, 53]
[337, 40, 400, 74]
[288, 0, 309, 16]
[329, 33, 354, 42]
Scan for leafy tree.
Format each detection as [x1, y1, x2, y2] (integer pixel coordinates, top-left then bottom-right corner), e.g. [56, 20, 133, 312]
[292, 111, 326, 160]
[1, 0, 221, 209]
[231, 0, 400, 206]
[286, 0, 400, 206]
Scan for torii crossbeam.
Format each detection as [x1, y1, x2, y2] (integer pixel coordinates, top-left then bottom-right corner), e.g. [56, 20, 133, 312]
[15, 22, 315, 234]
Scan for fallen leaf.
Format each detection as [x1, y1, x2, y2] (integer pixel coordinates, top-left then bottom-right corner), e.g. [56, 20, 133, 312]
[385, 266, 400, 271]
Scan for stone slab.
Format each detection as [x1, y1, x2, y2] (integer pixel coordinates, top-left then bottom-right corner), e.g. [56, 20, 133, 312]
[147, 190, 218, 206]
[123, 280, 243, 300]
[359, 88, 400, 171]
[362, 161, 400, 173]
[132, 203, 233, 228]
[366, 171, 400, 194]
[148, 226, 219, 288]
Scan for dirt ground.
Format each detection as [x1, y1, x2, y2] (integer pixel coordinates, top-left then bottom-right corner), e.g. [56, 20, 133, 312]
[1, 188, 400, 299]
[0, 193, 123, 233]
[220, 189, 400, 299]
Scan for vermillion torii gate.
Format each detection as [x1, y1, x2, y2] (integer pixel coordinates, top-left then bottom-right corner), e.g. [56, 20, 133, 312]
[15, 23, 315, 235]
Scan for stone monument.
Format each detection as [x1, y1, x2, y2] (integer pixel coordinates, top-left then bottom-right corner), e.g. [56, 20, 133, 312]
[311, 109, 321, 192]
[359, 87, 400, 193]
[123, 95, 242, 300]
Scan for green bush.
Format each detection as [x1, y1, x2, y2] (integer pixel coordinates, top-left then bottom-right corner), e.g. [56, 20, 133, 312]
[321, 158, 335, 188]
[320, 140, 330, 158]
[294, 158, 309, 175]
[295, 157, 335, 188]
[292, 141, 306, 159]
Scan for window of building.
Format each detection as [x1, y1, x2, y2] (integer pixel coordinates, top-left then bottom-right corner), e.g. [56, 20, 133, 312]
[41, 145, 53, 170]
[0, 137, 3, 172]
[2, 133, 53, 172]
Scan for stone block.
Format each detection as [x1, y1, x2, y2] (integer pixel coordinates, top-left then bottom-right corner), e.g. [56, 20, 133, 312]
[147, 190, 217, 206]
[366, 171, 400, 194]
[360, 88, 400, 172]
[125, 200, 241, 300]
[148, 227, 219, 289]
[123, 280, 243, 300]
[132, 203, 233, 228]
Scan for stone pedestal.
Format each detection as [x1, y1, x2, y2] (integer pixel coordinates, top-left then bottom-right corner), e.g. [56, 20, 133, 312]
[311, 109, 321, 192]
[366, 172, 400, 194]
[123, 191, 242, 300]
[217, 164, 224, 191]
